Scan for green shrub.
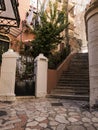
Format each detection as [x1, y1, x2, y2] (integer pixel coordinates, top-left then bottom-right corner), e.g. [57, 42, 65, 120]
[31, 0, 69, 58]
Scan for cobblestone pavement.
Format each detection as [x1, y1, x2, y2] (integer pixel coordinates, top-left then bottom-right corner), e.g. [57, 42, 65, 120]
[0, 98, 98, 130]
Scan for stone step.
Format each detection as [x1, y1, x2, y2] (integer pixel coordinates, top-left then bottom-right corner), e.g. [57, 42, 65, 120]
[70, 61, 88, 64]
[61, 73, 89, 76]
[52, 88, 89, 94]
[56, 86, 89, 89]
[51, 88, 89, 95]
[61, 75, 89, 77]
[59, 73, 89, 76]
[71, 59, 88, 61]
[60, 77, 89, 80]
[72, 57, 88, 61]
[63, 70, 89, 73]
[59, 77, 89, 81]
[69, 67, 89, 70]
[57, 83, 89, 86]
[69, 63, 88, 66]
[58, 83, 89, 86]
[67, 70, 89, 73]
[49, 53, 89, 100]
[58, 81, 89, 83]
[54, 92, 89, 96]
[74, 55, 88, 58]
[71, 58, 88, 61]
[68, 69, 89, 71]
[69, 66, 89, 68]
[72, 55, 88, 58]
[71, 58, 88, 60]
[58, 80, 89, 84]
[74, 53, 88, 57]
[69, 65, 89, 68]
[47, 94, 89, 101]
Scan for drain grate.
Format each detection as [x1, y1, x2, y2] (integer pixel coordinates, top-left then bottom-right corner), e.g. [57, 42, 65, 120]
[51, 103, 63, 106]
[0, 111, 7, 117]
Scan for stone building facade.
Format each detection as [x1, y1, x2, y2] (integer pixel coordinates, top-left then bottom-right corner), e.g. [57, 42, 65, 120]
[85, 0, 98, 107]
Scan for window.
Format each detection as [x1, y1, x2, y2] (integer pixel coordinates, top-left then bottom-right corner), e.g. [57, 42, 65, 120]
[0, 0, 6, 11]
[0, 34, 10, 65]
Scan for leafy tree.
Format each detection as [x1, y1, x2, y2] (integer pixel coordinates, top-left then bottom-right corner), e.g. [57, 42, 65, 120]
[31, 0, 69, 58]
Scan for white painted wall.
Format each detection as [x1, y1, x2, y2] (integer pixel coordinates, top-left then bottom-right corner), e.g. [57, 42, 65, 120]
[34, 54, 48, 98]
[0, 49, 19, 101]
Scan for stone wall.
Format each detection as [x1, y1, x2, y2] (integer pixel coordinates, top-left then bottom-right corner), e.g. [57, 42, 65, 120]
[85, 0, 98, 107]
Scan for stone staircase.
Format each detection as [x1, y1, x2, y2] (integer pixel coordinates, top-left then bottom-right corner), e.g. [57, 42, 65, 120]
[49, 53, 89, 100]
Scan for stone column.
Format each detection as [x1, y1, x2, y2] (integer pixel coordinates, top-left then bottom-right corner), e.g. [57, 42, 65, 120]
[85, 0, 98, 107]
[34, 54, 48, 97]
[0, 49, 19, 101]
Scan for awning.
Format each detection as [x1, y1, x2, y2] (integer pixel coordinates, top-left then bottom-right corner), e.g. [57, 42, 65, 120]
[0, 33, 10, 42]
[9, 27, 22, 37]
[0, 27, 22, 37]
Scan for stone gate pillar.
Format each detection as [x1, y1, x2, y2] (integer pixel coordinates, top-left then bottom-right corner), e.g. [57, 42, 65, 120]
[0, 49, 19, 101]
[34, 53, 48, 98]
[85, 0, 98, 107]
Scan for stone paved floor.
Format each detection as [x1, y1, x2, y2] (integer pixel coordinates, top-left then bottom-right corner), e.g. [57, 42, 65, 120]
[0, 98, 98, 130]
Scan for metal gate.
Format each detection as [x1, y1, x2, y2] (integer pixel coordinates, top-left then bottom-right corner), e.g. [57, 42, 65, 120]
[15, 55, 35, 96]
